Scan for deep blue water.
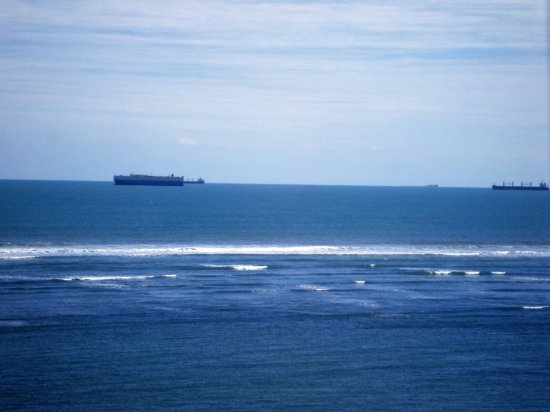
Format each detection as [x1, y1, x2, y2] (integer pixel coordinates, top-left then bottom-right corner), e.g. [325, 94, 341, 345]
[1, 180, 549, 410]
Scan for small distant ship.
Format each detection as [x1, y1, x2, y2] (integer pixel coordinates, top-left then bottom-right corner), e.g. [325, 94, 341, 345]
[184, 178, 205, 184]
[492, 181, 548, 191]
[114, 174, 183, 186]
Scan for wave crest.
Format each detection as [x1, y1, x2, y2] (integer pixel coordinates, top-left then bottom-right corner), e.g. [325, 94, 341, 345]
[1, 244, 549, 259]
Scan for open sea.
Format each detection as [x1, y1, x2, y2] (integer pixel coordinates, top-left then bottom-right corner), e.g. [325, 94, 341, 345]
[1, 180, 549, 411]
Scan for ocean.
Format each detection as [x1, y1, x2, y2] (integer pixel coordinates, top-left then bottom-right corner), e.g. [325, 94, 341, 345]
[1, 180, 549, 410]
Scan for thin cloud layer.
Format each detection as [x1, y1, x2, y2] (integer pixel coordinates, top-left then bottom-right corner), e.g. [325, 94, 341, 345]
[0, 1, 547, 185]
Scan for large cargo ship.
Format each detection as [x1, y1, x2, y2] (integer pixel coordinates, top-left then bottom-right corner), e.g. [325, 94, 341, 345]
[114, 174, 183, 186]
[492, 181, 548, 191]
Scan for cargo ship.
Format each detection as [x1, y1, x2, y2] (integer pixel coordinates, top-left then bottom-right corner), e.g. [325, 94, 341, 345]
[184, 178, 205, 184]
[114, 174, 183, 186]
[492, 181, 548, 191]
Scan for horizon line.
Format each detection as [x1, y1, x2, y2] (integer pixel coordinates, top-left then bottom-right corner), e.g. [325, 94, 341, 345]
[0, 177, 496, 189]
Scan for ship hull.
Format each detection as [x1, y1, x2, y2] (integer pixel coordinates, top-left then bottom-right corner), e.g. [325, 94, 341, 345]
[114, 175, 183, 186]
[492, 185, 548, 191]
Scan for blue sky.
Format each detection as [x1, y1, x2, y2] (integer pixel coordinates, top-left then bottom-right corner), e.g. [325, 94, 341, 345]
[0, 0, 548, 186]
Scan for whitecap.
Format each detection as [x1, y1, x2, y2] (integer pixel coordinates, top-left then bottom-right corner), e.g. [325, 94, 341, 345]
[354, 280, 366, 284]
[522, 306, 548, 310]
[201, 264, 267, 271]
[2, 244, 549, 258]
[491, 271, 506, 275]
[464, 271, 480, 276]
[512, 276, 550, 283]
[0, 275, 57, 282]
[62, 275, 155, 282]
[0, 255, 37, 260]
[299, 284, 329, 292]
[429, 270, 453, 275]
[232, 265, 268, 271]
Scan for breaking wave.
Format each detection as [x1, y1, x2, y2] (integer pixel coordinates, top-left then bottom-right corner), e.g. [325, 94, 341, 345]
[0, 274, 177, 283]
[297, 284, 330, 292]
[399, 267, 506, 276]
[64, 274, 178, 281]
[402, 268, 492, 276]
[1, 244, 549, 259]
[430, 270, 453, 275]
[201, 264, 268, 271]
[63, 275, 156, 281]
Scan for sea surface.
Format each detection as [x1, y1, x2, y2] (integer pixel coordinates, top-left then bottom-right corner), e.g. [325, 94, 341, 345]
[1, 180, 549, 411]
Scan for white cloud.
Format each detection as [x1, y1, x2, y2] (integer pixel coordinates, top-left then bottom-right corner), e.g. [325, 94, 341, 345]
[178, 138, 198, 146]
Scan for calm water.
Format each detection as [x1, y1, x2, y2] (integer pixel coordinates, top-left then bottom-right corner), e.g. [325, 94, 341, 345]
[1, 181, 549, 410]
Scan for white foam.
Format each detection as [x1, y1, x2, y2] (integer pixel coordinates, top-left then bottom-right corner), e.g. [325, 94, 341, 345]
[0, 274, 177, 282]
[0, 255, 37, 260]
[62, 274, 177, 282]
[1, 244, 549, 258]
[491, 271, 506, 275]
[411, 269, 484, 276]
[513, 276, 550, 283]
[232, 265, 268, 271]
[201, 264, 268, 271]
[299, 284, 329, 292]
[63, 275, 155, 281]
[522, 306, 548, 310]
[0, 275, 58, 282]
[354, 280, 366, 284]
[429, 270, 453, 275]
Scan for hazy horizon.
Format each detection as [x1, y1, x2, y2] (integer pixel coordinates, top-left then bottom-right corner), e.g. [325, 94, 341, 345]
[0, 177, 537, 189]
[1, 1, 548, 186]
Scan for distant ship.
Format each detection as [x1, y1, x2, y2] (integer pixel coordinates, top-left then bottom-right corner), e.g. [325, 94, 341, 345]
[184, 178, 205, 184]
[114, 174, 183, 186]
[492, 181, 548, 191]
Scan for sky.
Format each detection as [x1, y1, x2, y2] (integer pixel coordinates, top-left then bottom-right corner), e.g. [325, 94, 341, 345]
[0, 0, 548, 186]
